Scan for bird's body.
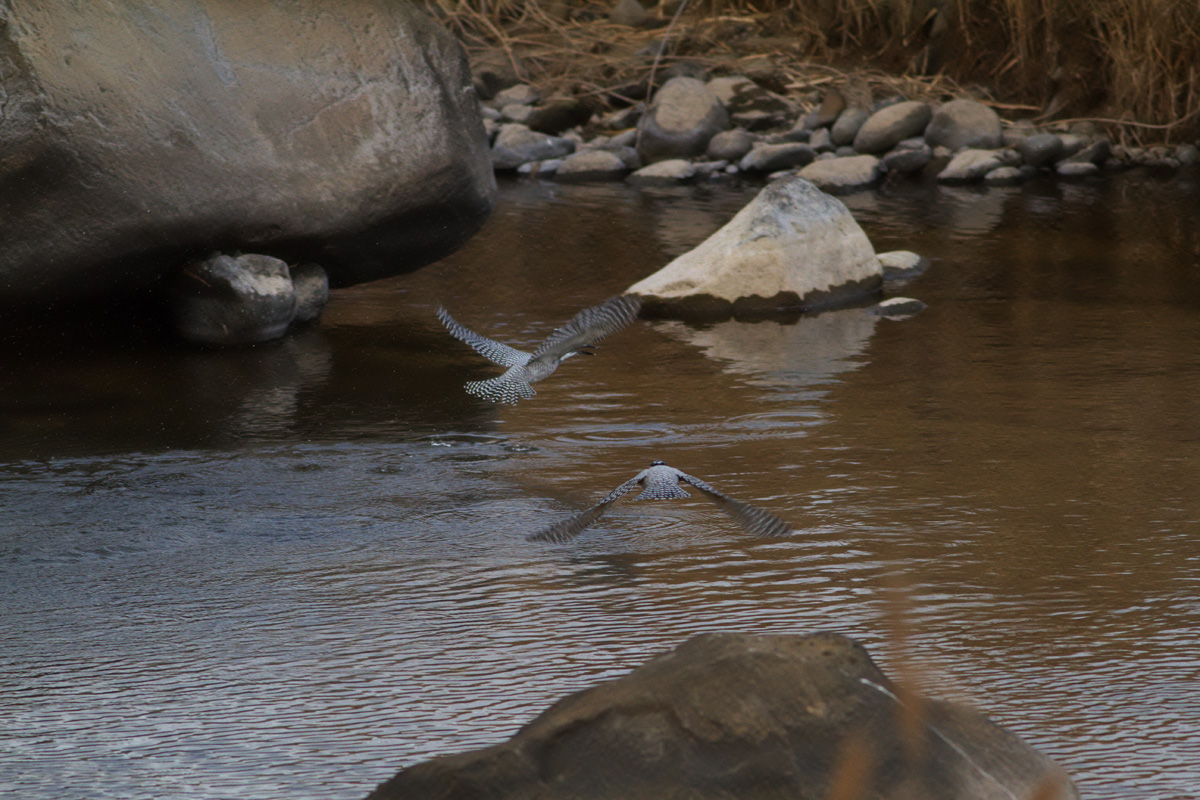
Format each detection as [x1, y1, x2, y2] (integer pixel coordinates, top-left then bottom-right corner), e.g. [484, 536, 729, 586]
[530, 461, 793, 542]
[437, 295, 641, 404]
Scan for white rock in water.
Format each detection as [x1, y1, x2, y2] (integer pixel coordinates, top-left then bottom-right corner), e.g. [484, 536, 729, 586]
[878, 250, 928, 279]
[627, 176, 882, 317]
[875, 296, 926, 316]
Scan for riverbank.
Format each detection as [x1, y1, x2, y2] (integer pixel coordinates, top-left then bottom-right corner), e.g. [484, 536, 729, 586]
[422, 0, 1200, 188]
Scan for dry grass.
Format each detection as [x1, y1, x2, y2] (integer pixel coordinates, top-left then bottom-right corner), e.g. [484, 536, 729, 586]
[424, 0, 1199, 144]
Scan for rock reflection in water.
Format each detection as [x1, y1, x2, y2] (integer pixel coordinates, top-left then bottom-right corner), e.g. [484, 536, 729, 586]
[653, 307, 877, 399]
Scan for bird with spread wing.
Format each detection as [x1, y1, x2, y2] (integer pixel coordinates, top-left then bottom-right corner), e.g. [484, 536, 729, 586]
[436, 295, 641, 404]
[529, 460, 793, 542]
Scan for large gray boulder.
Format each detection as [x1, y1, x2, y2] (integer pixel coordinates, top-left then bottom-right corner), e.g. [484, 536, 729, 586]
[0, 0, 495, 306]
[626, 176, 882, 318]
[924, 99, 1003, 151]
[366, 632, 1079, 800]
[636, 77, 731, 163]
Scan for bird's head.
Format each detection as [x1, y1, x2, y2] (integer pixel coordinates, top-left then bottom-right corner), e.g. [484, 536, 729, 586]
[649, 460, 667, 467]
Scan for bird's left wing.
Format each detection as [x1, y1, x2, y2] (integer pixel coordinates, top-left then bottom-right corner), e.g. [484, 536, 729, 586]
[528, 475, 643, 543]
[531, 295, 641, 360]
[437, 306, 531, 367]
[677, 472, 793, 537]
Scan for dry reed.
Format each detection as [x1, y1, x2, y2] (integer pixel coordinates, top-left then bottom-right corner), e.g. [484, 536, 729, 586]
[424, 0, 1199, 144]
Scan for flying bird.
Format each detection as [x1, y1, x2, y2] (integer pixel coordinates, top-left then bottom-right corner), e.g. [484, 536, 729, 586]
[436, 295, 641, 404]
[529, 460, 793, 542]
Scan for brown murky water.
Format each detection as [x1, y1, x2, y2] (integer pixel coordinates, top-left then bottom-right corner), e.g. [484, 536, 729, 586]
[2, 173, 1199, 799]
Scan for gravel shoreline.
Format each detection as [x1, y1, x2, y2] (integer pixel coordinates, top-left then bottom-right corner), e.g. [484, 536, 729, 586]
[478, 72, 1200, 191]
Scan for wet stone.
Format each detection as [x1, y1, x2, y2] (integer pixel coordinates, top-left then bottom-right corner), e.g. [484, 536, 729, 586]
[1056, 161, 1099, 178]
[796, 154, 883, 192]
[1016, 133, 1064, 168]
[706, 129, 755, 162]
[738, 142, 816, 172]
[492, 124, 575, 170]
[983, 165, 1025, 185]
[830, 107, 870, 146]
[882, 140, 932, 174]
[924, 98, 1002, 151]
[853, 101, 932, 154]
[626, 158, 697, 186]
[554, 149, 629, 182]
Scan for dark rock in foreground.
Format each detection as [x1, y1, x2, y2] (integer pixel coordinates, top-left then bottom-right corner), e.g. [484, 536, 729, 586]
[0, 0, 495, 306]
[366, 632, 1079, 800]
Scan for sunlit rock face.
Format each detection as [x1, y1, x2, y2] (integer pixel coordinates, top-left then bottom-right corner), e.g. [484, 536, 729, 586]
[0, 0, 496, 305]
[627, 177, 883, 319]
[365, 632, 1080, 800]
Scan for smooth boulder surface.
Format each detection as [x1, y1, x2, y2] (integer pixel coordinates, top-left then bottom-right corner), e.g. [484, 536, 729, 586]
[366, 632, 1079, 800]
[853, 101, 933, 154]
[924, 99, 1003, 151]
[636, 77, 731, 163]
[0, 0, 495, 305]
[626, 176, 882, 318]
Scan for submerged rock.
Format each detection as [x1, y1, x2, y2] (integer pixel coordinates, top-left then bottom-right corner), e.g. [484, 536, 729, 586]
[0, 0, 495, 305]
[626, 176, 882, 318]
[366, 632, 1079, 800]
[875, 296, 927, 316]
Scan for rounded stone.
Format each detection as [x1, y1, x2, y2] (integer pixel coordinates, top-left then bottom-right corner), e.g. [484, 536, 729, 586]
[1017, 133, 1065, 168]
[637, 77, 731, 163]
[875, 296, 927, 316]
[626, 159, 697, 186]
[830, 107, 870, 146]
[738, 143, 816, 173]
[983, 166, 1026, 185]
[290, 262, 330, 324]
[882, 140, 933, 174]
[706, 129, 755, 162]
[554, 150, 629, 182]
[492, 124, 576, 170]
[795, 155, 883, 192]
[173, 253, 297, 345]
[1056, 161, 1099, 178]
[924, 98, 1002, 150]
[852, 101, 933, 154]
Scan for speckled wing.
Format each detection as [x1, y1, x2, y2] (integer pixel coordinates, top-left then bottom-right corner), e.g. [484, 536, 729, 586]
[677, 472, 793, 537]
[465, 367, 537, 405]
[437, 306, 532, 367]
[531, 295, 641, 360]
[528, 475, 644, 542]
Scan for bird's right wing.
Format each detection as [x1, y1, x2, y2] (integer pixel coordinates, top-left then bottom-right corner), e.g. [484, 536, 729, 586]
[677, 472, 793, 537]
[531, 295, 641, 360]
[528, 475, 643, 542]
[437, 306, 531, 367]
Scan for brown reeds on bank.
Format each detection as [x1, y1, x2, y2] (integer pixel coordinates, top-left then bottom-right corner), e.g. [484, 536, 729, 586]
[423, 0, 1200, 144]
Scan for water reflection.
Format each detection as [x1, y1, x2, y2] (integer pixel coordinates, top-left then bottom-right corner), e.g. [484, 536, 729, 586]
[2, 173, 1200, 800]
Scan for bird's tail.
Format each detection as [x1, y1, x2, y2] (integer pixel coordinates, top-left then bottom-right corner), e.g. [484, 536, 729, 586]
[465, 376, 536, 405]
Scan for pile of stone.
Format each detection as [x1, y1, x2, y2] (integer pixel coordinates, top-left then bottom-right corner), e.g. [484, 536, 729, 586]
[483, 76, 1200, 191]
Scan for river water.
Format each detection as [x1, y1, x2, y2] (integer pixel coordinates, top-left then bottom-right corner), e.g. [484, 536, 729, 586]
[2, 172, 1199, 799]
